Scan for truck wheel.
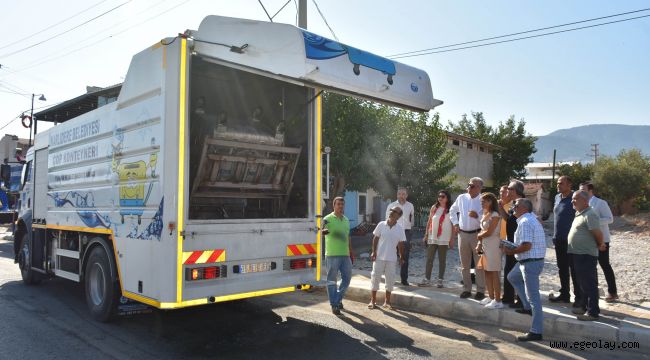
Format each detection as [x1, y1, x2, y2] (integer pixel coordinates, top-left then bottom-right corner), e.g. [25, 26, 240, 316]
[85, 245, 120, 322]
[18, 232, 41, 285]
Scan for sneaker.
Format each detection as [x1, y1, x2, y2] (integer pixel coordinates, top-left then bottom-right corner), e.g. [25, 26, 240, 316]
[332, 307, 341, 315]
[480, 297, 493, 305]
[605, 294, 619, 303]
[436, 279, 443, 288]
[486, 301, 504, 309]
[474, 292, 485, 301]
[401, 280, 410, 286]
[460, 291, 472, 299]
[577, 314, 599, 321]
[417, 279, 431, 287]
[517, 332, 543, 341]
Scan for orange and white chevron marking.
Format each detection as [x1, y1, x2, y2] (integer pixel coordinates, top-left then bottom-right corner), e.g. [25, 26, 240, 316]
[286, 243, 317, 256]
[182, 249, 226, 265]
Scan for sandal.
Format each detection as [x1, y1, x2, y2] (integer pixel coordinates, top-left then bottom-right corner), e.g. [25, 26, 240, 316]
[367, 303, 377, 309]
[382, 303, 395, 310]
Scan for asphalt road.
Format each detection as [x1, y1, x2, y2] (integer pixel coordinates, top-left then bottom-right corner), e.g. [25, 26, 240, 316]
[0, 237, 645, 360]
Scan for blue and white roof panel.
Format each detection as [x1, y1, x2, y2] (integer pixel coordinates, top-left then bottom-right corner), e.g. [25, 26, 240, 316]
[192, 15, 442, 112]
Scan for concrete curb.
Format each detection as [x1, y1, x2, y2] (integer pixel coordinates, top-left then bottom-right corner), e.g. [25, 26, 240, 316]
[341, 273, 649, 348]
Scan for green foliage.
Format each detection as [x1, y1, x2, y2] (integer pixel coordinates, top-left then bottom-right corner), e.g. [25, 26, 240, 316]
[592, 149, 650, 212]
[557, 162, 594, 190]
[447, 112, 537, 186]
[322, 92, 456, 211]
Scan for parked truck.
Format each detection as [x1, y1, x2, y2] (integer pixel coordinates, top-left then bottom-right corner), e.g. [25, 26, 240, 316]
[15, 15, 442, 321]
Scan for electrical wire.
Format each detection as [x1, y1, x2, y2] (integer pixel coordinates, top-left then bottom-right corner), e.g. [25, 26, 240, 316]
[258, 0, 273, 23]
[272, 0, 293, 20]
[311, 0, 339, 41]
[390, 13, 650, 59]
[293, 0, 299, 26]
[0, 0, 133, 59]
[0, 0, 111, 52]
[1, 0, 191, 76]
[0, 80, 30, 96]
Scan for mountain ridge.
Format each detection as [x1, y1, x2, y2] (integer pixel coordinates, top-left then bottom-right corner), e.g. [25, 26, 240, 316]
[533, 124, 650, 163]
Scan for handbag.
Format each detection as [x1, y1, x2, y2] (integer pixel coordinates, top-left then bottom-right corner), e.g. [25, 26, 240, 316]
[476, 254, 487, 270]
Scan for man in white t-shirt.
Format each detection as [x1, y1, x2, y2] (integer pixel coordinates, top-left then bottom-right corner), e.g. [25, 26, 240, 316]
[385, 188, 414, 285]
[369, 206, 407, 309]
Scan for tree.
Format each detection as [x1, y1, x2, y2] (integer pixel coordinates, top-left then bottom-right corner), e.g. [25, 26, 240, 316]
[592, 149, 650, 213]
[321, 93, 377, 199]
[557, 162, 594, 191]
[322, 92, 456, 211]
[447, 112, 537, 187]
[370, 110, 457, 210]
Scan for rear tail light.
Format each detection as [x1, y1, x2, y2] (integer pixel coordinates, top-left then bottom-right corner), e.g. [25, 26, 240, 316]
[284, 257, 317, 270]
[185, 265, 227, 281]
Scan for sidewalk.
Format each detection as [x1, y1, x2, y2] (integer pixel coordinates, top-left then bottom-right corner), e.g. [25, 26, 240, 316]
[332, 268, 650, 347]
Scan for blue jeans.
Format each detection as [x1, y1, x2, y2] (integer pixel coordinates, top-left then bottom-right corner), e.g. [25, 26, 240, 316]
[326, 256, 352, 308]
[508, 259, 544, 334]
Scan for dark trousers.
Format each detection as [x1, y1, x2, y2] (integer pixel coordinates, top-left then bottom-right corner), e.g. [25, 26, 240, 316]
[502, 254, 518, 303]
[599, 243, 617, 295]
[573, 254, 599, 316]
[554, 238, 581, 301]
[400, 230, 412, 282]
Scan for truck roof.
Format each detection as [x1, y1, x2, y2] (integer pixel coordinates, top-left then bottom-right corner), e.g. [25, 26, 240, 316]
[34, 83, 122, 123]
[35, 15, 442, 123]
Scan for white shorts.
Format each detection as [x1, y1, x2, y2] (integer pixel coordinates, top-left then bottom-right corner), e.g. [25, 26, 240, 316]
[370, 259, 397, 292]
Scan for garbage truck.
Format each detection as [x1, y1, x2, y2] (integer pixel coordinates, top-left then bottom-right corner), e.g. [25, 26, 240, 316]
[14, 15, 442, 321]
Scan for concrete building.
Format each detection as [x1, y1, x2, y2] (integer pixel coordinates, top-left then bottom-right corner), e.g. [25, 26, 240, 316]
[0, 134, 29, 164]
[342, 132, 501, 229]
[523, 161, 577, 182]
[445, 131, 502, 189]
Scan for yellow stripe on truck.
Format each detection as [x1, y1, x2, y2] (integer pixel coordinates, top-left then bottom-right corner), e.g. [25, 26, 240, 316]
[176, 37, 188, 303]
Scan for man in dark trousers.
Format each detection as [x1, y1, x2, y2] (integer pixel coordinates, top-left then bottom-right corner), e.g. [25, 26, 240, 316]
[499, 180, 525, 308]
[549, 176, 581, 306]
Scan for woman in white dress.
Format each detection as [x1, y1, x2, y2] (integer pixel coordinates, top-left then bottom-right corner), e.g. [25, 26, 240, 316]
[419, 190, 454, 288]
[476, 192, 502, 309]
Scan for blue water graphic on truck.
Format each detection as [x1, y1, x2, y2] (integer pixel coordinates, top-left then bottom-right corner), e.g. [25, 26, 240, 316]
[302, 30, 396, 83]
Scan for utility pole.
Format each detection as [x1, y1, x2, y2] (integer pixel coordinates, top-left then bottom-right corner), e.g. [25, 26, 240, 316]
[551, 149, 557, 186]
[589, 143, 600, 163]
[298, 0, 307, 28]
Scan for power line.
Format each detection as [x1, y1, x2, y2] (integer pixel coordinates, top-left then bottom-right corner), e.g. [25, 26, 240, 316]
[0, 80, 30, 95]
[258, 0, 273, 22]
[311, 0, 339, 41]
[1, 0, 188, 77]
[390, 13, 650, 59]
[0, 0, 133, 59]
[388, 7, 650, 58]
[271, 0, 293, 20]
[0, 0, 111, 52]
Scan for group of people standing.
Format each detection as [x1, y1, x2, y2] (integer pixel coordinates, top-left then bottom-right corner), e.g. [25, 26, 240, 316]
[322, 175, 617, 342]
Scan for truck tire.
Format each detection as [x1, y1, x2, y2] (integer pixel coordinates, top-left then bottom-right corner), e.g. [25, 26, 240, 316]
[84, 245, 120, 322]
[17, 232, 41, 285]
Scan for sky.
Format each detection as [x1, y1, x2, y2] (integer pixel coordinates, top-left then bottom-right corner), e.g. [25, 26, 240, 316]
[0, 0, 649, 141]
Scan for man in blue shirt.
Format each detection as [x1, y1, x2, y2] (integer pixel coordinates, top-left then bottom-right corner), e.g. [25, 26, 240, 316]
[549, 176, 581, 306]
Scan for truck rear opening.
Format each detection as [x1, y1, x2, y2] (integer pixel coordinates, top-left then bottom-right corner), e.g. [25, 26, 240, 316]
[188, 57, 309, 220]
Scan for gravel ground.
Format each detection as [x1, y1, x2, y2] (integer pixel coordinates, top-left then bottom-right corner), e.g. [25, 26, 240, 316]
[354, 215, 650, 303]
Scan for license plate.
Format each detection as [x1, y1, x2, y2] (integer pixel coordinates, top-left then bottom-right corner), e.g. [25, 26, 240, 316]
[240, 262, 272, 274]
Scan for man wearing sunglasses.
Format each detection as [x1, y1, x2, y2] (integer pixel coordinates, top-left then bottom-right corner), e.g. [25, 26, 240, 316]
[450, 177, 486, 300]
